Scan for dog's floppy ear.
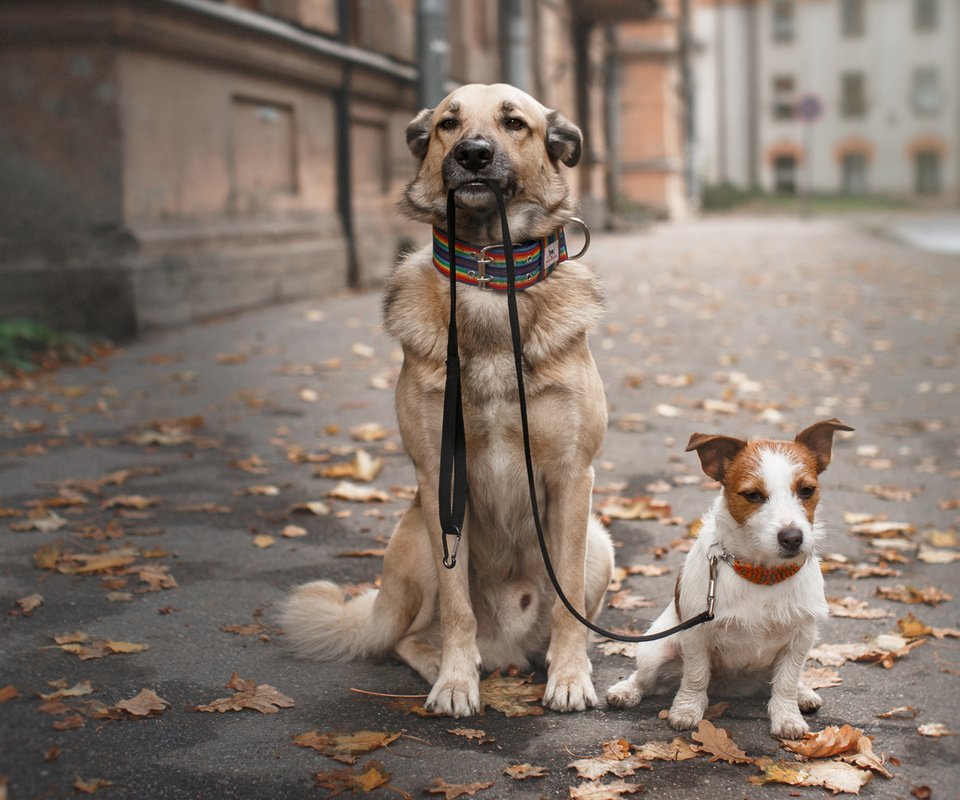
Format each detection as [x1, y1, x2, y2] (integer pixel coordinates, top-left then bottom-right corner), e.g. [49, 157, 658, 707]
[686, 433, 747, 483]
[546, 111, 582, 167]
[794, 418, 854, 474]
[405, 107, 434, 160]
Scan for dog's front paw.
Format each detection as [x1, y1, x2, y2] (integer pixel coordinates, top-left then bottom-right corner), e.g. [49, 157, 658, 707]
[797, 686, 823, 714]
[668, 693, 708, 731]
[771, 714, 810, 740]
[606, 678, 643, 708]
[426, 673, 480, 718]
[544, 669, 597, 712]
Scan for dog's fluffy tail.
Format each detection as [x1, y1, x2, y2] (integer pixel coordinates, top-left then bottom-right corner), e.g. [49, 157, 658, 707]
[277, 581, 399, 661]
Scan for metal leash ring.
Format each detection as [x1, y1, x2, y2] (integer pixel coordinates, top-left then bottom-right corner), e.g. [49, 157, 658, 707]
[565, 216, 591, 260]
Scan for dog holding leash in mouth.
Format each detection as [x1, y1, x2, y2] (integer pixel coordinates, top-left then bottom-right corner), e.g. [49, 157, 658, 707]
[606, 419, 853, 738]
[280, 84, 614, 717]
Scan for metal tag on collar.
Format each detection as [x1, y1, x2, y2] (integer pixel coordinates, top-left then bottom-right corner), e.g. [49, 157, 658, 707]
[706, 554, 720, 619]
[475, 246, 496, 290]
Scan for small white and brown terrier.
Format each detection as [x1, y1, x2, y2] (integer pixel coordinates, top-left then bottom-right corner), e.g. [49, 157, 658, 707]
[606, 419, 853, 739]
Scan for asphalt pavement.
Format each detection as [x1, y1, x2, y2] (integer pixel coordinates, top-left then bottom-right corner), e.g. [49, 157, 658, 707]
[2, 214, 958, 799]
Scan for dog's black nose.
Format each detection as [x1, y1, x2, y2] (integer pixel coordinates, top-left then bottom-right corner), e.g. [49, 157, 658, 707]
[453, 138, 494, 172]
[778, 527, 803, 551]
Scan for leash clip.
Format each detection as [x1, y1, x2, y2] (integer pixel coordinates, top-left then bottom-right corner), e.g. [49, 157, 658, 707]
[475, 247, 496, 290]
[705, 554, 719, 620]
[442, 527, 462, 569]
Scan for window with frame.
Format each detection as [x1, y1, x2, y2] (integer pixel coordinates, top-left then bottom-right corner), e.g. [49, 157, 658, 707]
[840, 72, 866, 118]
[841, 0, 865, 36]
[774, 155, 797, 194]
[912, 67, 942, 116]
[914, 0, 938, 31]
[841, 153, 868, 194]
[915, 150, 940, 195]
[772, 0, 795, 42]
[773, 76, 796, 120]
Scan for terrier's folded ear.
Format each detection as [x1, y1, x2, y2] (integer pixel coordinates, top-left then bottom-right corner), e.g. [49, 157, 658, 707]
[794, 419, 854, 474]
[686, 433, 748, 483]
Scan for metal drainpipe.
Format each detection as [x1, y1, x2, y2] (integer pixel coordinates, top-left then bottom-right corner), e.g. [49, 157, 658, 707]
[417, 0, 448, 108]
[603, 24, 622, 220]
[336, 0, 359, 289]
[679, 0, 700, 209]
[500, 0, 529, 90]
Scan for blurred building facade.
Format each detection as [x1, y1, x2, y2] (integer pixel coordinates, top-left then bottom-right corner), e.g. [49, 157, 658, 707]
[0, 0, 660, 336]
[693, 0, 959, 198]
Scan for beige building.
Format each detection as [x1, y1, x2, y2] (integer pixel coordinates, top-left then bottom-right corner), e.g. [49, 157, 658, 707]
[693, 0, 960, 199]
[0, 0, 664, 336]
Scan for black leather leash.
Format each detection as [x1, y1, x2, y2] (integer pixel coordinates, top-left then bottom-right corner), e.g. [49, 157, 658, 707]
[438, 179, 715, 643]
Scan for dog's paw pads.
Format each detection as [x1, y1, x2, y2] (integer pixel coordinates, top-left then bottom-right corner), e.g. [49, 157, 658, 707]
[772, 716, 810, 739]
[605, 680, 642, 708]
[798, 689, 823, 714]
[426, 679, 480, 718]
[544, 672, 597, 712]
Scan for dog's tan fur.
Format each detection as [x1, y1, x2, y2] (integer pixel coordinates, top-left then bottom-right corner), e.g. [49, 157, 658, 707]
[279, 84, 614, 717]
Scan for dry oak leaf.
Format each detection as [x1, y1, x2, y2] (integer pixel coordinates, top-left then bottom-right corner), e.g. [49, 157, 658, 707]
[781, 724, 863, 759]
[350, 422, 389, 442]
[877, 706, 917, 719]
[0, 685, 20, 703]
[917, 546, 960, 564]
[59, 640, 149, 660]
[691, 720, 753, 764]
[16, 593, 43, 614]
[568, 779, 645, 799]
[624, 564, 671, 578]
[567, 755, 649, 781]
[315, 760, 404, 798]
[504, 764, 547, 780]
[633, 736, 701, 762]
[281, 524, 307, 538]
[848, 520, 915, 537]
[39, 680, 94, 701]
[101, 494, 160, 510]
[316, 450, 384, 483]
[478, 670, 545, 717]
[328, 481, 391, 503]
[290, 500, 330, 516]
[34, 540, 62, 570]
[73, 777, 112, 794]
[802, 666, 843, 690]
[827, 596, 893, 619]
[425, 778, 495, 800]
[10, 507, 66, 533]
[839, 736, 894, 779]
[115, 688, 169, 718]
[750, 758, 873, 794]
[195, 673, 293, 714]
[897, 612, 932, 638]
[875, 584, 952, 606]
[917, 723, 956, 737]
[448, 728, 495, 745]
[597, 495, 672, 522]
[175, 502, 231, 513]
[293, 730, 400, 764]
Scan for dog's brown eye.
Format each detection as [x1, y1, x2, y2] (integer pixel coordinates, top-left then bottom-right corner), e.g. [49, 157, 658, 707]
[741, 490, 766, 504]
[438, 118, 459, 131]
[797, 485, 816, 500]
[504, 117, 526, 131]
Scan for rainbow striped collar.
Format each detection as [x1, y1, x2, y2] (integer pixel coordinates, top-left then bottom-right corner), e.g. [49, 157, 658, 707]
[432, 226, 568, 291]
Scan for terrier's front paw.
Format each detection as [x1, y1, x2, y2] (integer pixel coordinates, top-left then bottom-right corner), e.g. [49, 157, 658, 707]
[668, 691, 708, 731]
[797, 686, 823, 714]
[544, 669, 597, 712]
[606, 678, 642, 708]
[772, 714, 810, 740]
[426, 674, 480, 718]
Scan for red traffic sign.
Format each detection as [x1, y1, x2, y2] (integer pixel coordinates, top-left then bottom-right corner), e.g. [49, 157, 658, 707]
[793, 94, 823, 122]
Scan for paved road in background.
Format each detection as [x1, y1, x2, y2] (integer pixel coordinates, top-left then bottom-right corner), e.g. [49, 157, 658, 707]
[2, 214, 958, 799]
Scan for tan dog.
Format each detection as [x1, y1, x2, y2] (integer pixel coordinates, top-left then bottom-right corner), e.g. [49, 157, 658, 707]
[279, 84, 614, 717]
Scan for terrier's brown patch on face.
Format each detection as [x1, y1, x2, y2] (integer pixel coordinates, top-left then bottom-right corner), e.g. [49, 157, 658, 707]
[784, 441, 822, 523]
[722, 443, 766, 525]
